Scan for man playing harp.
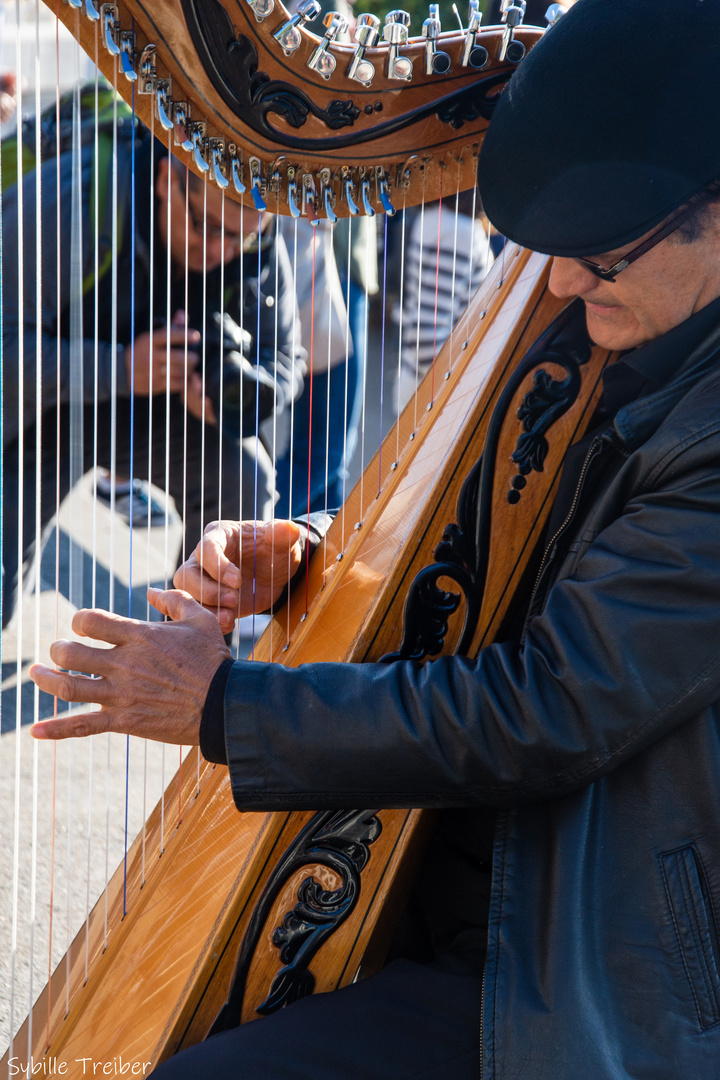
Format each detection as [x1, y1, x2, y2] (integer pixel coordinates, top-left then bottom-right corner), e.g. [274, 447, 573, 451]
[30, 0, 720, 1076]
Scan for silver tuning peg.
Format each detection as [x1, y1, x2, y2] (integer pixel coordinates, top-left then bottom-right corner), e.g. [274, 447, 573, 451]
[347, 13, 380, 86]
[461, 2, 488, 68]
[383, 11, 413, 81]
[273, 0, 321, 55]
[499, 0, 526, 63]
[422, 4, 451, 75]
[545, 4, 567, 26]
[307, 11, 348, 78]
[246, 0, 274, 22]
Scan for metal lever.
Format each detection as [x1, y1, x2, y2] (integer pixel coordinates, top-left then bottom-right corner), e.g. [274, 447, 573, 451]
[173, 103, 193, 152]
[304, 182, 320, 227]
[461, 1, 488, 68]
[230, 154, 246, 194]
[422, 5, 451, 76]
[274, 0, 321, 54]
[246, 0, 274, 21]
[383, 10, 413, 81]
[307, 12, 348, 78]
[211, 143, 229, 189]
[361, 178, 375, 217]
[498, 0, 526, 63]
[100, 4, 120, 55]
[545, 4, 567, 26]
[85, 0, 100, 21]
[249, 160, 267, 212]
[67, 0, 82, 9]
[324, 185, 338, 224]
[345, 177, 360, 216]
[120, 31, 137, 82]
[156, 81, 173, 131]
[287, 179, 301, 218]
[138, 45, 157, 94]
[190, 124, 210, 173]
[378, 174, 396, 216]
[347, 13, 380, 86]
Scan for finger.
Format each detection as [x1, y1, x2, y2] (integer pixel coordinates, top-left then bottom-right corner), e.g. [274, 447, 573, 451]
[72, 607, 144, 645]
[48, 639, 116, 677]
[147, 587, 207, 622]
[196, 527, 242, 588]
[266, 519, 302, 554]
[31, 712, 110, 742]
[172, 558, 239, 610]
[29, 663, 111, 706]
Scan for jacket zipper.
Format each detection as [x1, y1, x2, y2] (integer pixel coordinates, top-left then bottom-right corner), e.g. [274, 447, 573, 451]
[479, 962, 486, 1078]
[526, 435, 606, 620]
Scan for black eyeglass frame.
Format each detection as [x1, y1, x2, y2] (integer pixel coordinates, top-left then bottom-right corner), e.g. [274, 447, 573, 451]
[573, 202, 699, 282]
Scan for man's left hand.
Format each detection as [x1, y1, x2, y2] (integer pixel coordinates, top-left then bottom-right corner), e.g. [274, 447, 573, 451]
[28, 589, 232, 744]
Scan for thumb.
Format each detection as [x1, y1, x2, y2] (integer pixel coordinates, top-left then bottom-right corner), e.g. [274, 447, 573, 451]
[147, 587, 206, 622]
[267, 519, 302, 552]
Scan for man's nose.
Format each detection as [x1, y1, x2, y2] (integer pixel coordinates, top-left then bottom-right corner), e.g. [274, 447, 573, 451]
[548, 256, 602, 299]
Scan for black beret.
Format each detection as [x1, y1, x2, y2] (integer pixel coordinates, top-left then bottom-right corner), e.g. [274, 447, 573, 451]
[477, 0, 720, 256]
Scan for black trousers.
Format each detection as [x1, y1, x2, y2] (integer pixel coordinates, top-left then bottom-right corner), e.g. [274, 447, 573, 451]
[152, 960, 483, 1080]
[2, 395, 274, 626]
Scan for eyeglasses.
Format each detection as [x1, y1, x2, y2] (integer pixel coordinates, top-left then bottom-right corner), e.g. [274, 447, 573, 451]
[573, 201, 698, 282]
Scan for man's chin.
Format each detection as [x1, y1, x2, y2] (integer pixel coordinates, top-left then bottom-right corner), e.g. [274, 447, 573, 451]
[584, 309, 642, 352]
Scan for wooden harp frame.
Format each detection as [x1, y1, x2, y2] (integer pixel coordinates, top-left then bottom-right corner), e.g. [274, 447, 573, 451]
[2, 2, 615, 1075]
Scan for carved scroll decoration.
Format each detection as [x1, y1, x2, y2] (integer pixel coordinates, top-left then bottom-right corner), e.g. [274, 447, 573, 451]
[212, 809, 382, 1029]
[381, 301, 592, 663]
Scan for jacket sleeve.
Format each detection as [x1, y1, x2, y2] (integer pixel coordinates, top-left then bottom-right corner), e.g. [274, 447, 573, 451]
[2, 148, 128, 448]
[221, 431, 720, 810]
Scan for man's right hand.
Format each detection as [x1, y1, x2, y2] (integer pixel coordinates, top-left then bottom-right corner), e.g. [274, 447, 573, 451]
[127, 323, 201, 396]
[173, 519, 303, 630]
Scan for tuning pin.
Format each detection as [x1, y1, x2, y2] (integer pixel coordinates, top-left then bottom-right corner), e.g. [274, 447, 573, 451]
[246, 0, 274, 22]
[273, 0, 321, 55]
[383, 11, 413, 81]
[545, 3, 567, 26]
[422, 4, 451, 75]
[307, 11, 348, 78]
[461, 2, 488, 68]
[100, 4, 120, 56]
[120, 31, 137, 82]
[347, 13, 380, 86]
[498, 0, 526, 63]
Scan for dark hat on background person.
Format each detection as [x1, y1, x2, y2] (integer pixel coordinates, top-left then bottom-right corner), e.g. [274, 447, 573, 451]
[477, 0, 720, 257]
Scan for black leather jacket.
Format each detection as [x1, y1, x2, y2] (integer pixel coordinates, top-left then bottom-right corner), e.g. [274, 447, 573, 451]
[222, 318, 720, 1079]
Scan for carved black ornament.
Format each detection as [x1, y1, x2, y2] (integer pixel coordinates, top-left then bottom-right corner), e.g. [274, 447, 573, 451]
[181, 0, 513, 149]
[211, 810, 381, 1031]
[381, 300, 592, 663]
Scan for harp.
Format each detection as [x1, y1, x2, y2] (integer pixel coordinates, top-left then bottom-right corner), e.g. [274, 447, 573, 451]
[0, 0, 609, 1074]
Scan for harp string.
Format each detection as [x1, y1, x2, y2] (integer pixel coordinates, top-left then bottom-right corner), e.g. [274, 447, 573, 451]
[430, 175, 444, 402]
[9, 0, 27, 1057]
